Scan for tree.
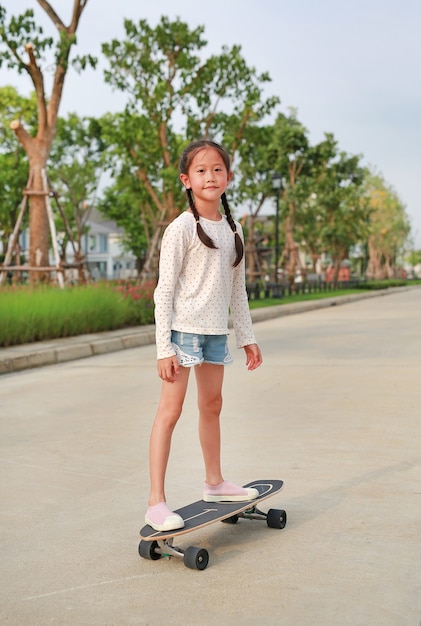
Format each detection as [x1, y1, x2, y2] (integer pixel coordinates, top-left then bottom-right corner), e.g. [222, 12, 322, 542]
[48, 113, 106, 279]
[406, 248, 421, 268]
[0, 86, 37, 265]
[100, 16, 277, 282]
[265, 122, 370, 282]
[291, 134, 338, 274]
[99, 163, 151, 274]
[314, 142, 369, 281]
[266, 111, 311, 284]
[365, 172, 410, 279]
[234, 123, 282, 281]
[0, 2, 94, 283]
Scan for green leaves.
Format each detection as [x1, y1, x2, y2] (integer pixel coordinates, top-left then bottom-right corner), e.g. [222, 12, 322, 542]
[99, 15, 278, 275]
[0, 8, 54, 72]
[102, 16, 276, 143]
[1, 9, 411, 283]
[0, 86, 37, 257]
[365, 171, 410, 277]
[102, 17, 208, 124]
[47, 112, 107, 257]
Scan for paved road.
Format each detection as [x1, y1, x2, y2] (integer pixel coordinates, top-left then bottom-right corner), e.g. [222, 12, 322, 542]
[1, 288, 420, 625]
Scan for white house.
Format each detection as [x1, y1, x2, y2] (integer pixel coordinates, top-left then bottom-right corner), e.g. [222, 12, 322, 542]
[79, 209, 137, 280]
[1, 208, 138, 282]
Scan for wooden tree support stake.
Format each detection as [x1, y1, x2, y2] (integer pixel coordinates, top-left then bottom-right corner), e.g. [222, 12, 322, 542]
[41, 169, 64, 288]
[0, 170, 65, 288]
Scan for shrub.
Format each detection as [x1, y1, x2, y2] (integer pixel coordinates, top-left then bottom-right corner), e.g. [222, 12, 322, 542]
[0, 282, 155, 347]
[355, 279, 407, 290]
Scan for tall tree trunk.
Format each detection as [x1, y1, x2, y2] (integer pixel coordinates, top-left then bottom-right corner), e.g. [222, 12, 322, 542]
[28, 162, 50, 282]
[367, 237, 383, 279]
[333, 257, 341, 282]
[245, 214, 258, 282]
[283, 213, 301, 287]
[11, 121, 53, 282]
[138, 222, 165, 284]
[7, 1, 89, 284]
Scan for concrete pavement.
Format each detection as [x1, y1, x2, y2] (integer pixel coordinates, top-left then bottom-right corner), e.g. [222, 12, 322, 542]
[0, 287, 420, 625]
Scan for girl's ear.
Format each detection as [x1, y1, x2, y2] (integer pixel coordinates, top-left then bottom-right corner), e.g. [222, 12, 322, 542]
[180, 173, 190, 188]
[227, 171, 233, 184]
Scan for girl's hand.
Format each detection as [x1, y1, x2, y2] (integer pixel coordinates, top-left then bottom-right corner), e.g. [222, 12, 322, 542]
[157, 356, 180, 382]
[243, 343, 263, 371]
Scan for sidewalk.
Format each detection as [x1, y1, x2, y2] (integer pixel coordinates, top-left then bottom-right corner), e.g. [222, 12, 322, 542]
[0, 287, 412, 375]
[1, 286, 420, 625]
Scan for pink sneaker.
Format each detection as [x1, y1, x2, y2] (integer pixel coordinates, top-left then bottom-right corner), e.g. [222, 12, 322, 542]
[203, 480, 259, 503]
[145, 502, 184, 532]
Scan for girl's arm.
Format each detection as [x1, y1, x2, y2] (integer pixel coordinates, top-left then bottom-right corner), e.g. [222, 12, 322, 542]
[229, 224, 257, 349]
[154, 219, 186, 359]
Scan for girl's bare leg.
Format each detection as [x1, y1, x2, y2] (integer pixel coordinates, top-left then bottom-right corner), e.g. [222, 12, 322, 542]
[148, 366, 190, 506]
[195, 363, 225, 485]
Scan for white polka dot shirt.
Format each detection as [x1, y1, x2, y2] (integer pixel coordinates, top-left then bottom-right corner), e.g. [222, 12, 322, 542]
[154, 211, 257, 359]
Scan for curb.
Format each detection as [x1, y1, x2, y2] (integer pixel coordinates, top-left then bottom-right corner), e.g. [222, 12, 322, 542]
[0, 327, 156, 376]
[0, 287, 414, 375]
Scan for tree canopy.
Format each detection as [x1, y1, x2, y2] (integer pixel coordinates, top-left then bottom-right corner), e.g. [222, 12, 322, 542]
[0, 10, 415, 285]
[99, 16, 278, 278]
[365, 172, 410, 279]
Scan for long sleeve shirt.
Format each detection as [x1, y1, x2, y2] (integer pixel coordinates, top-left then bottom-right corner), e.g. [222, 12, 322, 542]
[154, 211, 256, 359]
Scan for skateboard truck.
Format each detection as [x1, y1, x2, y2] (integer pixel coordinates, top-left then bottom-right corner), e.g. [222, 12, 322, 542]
[139, 537, 209, 570]
[223, 505, 287, 527]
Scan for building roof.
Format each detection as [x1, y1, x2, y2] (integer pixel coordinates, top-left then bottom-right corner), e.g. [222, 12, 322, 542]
[85, 207, 125, 235]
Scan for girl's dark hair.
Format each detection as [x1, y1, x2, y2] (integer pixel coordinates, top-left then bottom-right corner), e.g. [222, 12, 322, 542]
[180, 139, 244, 267]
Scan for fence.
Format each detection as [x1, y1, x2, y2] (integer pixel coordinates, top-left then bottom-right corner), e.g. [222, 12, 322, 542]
[246, 278, 365, 300]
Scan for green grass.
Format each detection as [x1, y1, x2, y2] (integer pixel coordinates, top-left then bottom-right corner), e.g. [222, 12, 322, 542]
[0, 283, 154, 347]
[248, 279, 421, 309]
[248, 288, 369, 309]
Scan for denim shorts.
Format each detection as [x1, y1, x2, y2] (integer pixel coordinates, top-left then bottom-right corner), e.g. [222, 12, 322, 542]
[171, 331, 233, 367]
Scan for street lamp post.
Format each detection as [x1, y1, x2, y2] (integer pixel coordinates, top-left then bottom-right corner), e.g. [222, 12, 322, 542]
[271, 172, 283, 287]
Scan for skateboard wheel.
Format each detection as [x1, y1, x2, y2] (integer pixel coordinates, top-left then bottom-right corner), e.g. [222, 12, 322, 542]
[138, 540, 161, 561]
[222, 514, 239, 524]
[267, 508, 287, 529]
[183, 546, 209, 570]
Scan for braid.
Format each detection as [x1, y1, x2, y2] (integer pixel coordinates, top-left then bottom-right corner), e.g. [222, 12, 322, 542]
[186, 189, 217, 250]
[221, 192, 244, 267]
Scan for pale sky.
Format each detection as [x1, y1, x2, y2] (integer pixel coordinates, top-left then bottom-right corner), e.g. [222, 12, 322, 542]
[1, 0, 420, 247]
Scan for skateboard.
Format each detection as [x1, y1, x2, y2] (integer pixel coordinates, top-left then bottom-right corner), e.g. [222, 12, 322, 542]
[138, 479, 286, 570]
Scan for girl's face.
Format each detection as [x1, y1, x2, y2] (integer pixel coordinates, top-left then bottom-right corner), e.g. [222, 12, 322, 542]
[180, 147, 232, 206]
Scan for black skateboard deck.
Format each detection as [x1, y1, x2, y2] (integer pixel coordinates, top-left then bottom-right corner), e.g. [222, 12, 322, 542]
[139, 479, 286, 570]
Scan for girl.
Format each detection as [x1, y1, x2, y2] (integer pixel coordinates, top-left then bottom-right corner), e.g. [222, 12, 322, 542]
[145, 139, 263, 531]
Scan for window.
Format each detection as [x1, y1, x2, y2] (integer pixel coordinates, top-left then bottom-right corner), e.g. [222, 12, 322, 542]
[98, 234, 108, 253]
